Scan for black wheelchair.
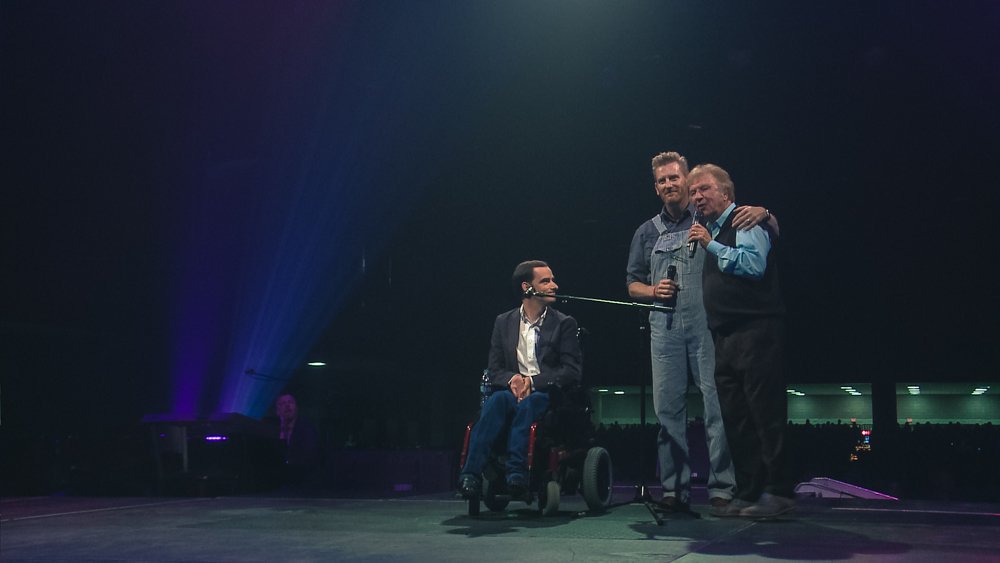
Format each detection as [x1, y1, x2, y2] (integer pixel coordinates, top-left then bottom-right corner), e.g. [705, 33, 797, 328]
[458, 383, 613, 516]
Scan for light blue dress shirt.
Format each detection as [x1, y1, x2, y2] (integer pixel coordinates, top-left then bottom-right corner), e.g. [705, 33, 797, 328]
[705, 203, 771, 279]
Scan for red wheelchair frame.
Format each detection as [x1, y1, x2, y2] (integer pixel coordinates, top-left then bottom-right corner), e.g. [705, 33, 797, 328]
[458, 389, 613, 517]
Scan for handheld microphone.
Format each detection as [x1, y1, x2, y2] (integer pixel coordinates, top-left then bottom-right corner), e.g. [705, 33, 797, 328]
[688, 213, 701, 257]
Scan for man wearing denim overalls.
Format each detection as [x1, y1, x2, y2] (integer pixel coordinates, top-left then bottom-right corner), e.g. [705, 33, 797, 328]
[627, 151, 777, 515]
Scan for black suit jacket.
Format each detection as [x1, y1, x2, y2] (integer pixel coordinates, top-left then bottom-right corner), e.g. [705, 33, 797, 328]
[486, 306, 583, 391]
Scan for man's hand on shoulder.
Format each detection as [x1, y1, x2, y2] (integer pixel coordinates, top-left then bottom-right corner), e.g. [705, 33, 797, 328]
[733, 205, 779, 237]
[732, 206, 767, 230]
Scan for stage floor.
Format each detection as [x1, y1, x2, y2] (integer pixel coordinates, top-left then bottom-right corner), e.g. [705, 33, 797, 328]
[3, 486, 999, 562]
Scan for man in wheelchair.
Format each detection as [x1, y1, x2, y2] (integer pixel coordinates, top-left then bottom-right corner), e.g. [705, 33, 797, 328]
[458, 260, 583, 502]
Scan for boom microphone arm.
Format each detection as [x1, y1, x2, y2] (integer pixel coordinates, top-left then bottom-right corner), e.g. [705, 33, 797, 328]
[526, 287, 673, 312]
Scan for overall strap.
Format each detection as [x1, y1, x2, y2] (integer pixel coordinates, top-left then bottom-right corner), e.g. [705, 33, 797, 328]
[651, 214, 669, 235]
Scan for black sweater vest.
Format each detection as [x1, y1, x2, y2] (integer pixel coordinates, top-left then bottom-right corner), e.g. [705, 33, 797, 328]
[702, 212, 785, 332]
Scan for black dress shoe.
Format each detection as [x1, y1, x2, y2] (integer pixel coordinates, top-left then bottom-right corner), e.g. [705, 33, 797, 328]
[507, 478, 528, 500]
[652, 496, 690, 513]
[458, 475, 481, 499]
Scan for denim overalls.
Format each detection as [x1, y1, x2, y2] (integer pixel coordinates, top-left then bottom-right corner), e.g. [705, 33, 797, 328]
[647, 214, 735, 502]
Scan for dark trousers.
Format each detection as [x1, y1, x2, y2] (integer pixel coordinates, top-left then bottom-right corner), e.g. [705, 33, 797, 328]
[712, 317, 792, 500]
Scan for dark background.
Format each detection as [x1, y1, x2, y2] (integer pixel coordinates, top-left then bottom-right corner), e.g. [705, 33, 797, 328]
[3, 2, 998, 493]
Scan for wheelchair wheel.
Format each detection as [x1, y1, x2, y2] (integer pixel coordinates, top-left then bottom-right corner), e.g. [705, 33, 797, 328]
[467, 497, 480, 517]
[482, 476, 510, 512]
[581, 446, 613, 512]
[539, 480, 560, 516]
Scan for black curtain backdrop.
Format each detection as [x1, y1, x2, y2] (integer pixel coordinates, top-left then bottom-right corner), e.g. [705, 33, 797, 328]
[3, 2, 998, 480]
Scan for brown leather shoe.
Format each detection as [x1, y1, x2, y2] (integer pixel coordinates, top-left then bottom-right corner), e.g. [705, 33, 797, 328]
[739, 493, 795, 519]
[709, 497, 730, 509]
[711, 497, 752, 517]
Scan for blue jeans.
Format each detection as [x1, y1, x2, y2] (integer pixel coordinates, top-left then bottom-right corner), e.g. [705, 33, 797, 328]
[460, 390, 549, 484]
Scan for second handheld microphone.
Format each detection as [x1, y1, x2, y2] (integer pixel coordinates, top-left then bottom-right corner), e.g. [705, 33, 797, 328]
[688, 213, 701, 258]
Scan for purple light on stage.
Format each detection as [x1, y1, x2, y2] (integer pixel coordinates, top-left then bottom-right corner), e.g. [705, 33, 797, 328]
[168, 199, 250, 417]
[170, 288, 228, 416]
[165, 3, 456, 418]
[168, 155, 360, 418]
[204, 435, 228, 442]
[162, 3, 398, 420]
